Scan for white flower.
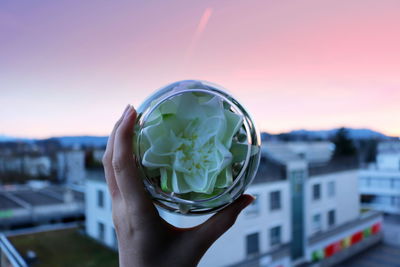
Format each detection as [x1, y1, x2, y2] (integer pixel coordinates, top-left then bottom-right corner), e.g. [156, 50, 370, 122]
[137, 83, 245, 195]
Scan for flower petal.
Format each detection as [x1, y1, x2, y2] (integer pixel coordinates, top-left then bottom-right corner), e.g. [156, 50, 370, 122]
[222, 110, 243, 148]
[215, 166, 233, 188]
[142, 149, 171, 168]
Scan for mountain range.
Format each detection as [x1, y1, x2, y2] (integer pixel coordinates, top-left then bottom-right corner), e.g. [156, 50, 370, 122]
[288, 128, 390, 139]
[262, 128, 395, 141]
[0, 127, 396, 148]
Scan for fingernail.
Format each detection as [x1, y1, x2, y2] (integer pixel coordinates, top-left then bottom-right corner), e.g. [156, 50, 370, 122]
[124, 105, 133, 119]
[122, 104, 130, 116]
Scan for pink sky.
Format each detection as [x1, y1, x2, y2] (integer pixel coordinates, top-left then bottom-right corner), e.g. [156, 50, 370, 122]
[1, 0, 399, 138]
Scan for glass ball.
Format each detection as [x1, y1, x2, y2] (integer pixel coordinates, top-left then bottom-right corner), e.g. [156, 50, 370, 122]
[135, 80, 261, 215]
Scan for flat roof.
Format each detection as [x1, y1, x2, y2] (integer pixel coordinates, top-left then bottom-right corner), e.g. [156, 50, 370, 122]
[8, 228, 118, 267]
[12, 191, 64, 207]
[0, 195, 22, 210]
[0, 185, 84, 211]
[308, 156, 359, 177]
[253, 156, 287, 184]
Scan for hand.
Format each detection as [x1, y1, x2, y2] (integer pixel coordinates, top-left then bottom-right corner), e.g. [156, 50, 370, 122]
[102, 105, 255, 267]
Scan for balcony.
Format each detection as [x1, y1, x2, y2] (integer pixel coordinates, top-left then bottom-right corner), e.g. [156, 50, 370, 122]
[307, 211, 383, 266]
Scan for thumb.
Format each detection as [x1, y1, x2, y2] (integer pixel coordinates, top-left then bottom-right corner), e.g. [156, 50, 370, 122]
[194, 194, 255, 250]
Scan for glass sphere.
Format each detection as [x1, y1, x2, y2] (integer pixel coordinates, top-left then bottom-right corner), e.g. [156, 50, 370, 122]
[135, 80, 261, 215]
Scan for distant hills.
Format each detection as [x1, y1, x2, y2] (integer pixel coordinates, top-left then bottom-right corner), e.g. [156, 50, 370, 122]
[53, 136, 108, 147]
[0, 135, 108, 148]
[0, 127, 397, 148]
[263, 128, 395, 141]
[0, 135, 33, 143]
[288, 128, 389, 140]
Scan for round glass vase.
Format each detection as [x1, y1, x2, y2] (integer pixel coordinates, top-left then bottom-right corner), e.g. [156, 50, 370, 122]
[134, 80, 261, 215]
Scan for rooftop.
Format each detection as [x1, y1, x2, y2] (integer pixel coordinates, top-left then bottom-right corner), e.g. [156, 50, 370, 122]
[261, 141, 334, 165]
[262, 142, 303, 163]
[0, 185, 84, 210]
[0, 185, 84, 229]
[253, 156, 287, 184]
[12, 191, 64, 207]
[308, 156, 359, 177]
[0, 194, 21, 210]
[8, 227, 118, 267]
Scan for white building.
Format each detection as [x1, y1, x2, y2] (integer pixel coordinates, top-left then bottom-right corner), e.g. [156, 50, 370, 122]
[359, 141, 400, 215]
[86, 142, 382, 267]
[22, 156, 52, 177]
[0, 154, 51, 178]
[85, 170, 118, 249]
[0, 157, 23, 174]
[57, 150, 86, 185]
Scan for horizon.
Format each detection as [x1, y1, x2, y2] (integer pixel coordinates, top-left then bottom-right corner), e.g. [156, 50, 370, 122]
[1, 0, 399, 138]
[1, 126, 398, 140]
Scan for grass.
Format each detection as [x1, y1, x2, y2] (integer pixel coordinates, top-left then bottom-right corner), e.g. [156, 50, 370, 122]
[9, 228, 119, 267]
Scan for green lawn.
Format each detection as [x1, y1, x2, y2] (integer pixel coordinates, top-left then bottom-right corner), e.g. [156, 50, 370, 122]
[9, 228, 119, 267]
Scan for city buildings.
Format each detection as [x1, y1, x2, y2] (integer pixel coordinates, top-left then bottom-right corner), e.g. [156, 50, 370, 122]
[57, 150, 86, 185]
[0, 154, 52, 181]
[85, 170, 118, 249]
[85, 142, 383, 267]
[0, 184, 84, 231]
[359, 141, 400, 215]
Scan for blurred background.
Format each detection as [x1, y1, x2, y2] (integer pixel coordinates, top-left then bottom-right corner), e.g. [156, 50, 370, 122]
[0, 0, 399, 266]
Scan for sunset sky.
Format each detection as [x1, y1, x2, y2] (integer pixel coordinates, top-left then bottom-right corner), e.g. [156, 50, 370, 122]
[1, 0, 399, 138]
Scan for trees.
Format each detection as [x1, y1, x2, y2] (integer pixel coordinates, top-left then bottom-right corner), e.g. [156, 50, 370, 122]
[332, 128, 357, 158]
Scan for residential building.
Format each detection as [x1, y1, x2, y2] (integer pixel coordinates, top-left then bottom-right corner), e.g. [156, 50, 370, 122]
[0, 155, 51, 179]
[85, 171, 117, 249]
[359, 141, 400, 215]
[85, 142, 383, 267]
[0, 184, 84, 230]
[57, 150, 86, 185]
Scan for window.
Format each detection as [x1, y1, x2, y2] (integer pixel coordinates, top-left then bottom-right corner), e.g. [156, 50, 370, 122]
[328, 210, 335, 227]
[312, 214, 321, 233]
[312, 184, 321, 200]
[270, 226, 282, 246]
[393, 179, 400, 189]
[98, 222, 105, 242]
[392, 196, 400, 207]
[270, 191, 281, 211]
[245, 194, 260, 215]
[327, 181, 335, 197]
[97, 189, 104, 208]
[246, 233, 260, 257]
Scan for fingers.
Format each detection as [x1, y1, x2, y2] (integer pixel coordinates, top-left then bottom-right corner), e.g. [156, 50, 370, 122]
[103, 105, 130, 200]
[112, 105, 155, 211]
[194, 194, 255, 250]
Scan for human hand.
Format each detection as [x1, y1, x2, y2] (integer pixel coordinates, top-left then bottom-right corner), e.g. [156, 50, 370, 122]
[102, 105, 255, 267]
